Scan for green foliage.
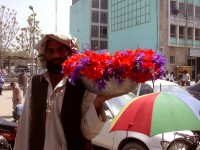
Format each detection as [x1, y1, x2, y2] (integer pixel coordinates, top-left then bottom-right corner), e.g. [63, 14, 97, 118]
[0, 5, 19, 56]
[15, 12, 44, 58]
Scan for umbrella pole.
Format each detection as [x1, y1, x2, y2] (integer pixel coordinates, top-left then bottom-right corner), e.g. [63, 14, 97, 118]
[162, 133, 164, 150]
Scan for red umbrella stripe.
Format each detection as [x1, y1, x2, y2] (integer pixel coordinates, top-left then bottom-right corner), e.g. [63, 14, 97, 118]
[111, 93, 159, 136]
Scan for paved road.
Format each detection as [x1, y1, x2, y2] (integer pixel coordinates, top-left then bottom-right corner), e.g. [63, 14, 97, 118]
[0, 90, 13, 121]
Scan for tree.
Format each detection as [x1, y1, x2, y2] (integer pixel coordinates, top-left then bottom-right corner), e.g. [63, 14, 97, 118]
[15, 11, 44, 75]
[0, 5, 19, 68]
[15, 12, 44, 57]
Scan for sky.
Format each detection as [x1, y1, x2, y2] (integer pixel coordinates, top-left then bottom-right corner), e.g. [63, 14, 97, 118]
[1, 0, 72, 34]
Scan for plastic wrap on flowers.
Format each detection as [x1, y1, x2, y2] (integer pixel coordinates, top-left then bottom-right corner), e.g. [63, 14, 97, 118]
[62, 49, 166, 95]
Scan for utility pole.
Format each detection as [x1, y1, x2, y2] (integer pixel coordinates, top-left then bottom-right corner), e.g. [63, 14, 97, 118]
[55, 0, 58, 32]
[29, 5, 36, 76]
[0, 6, 5, 69]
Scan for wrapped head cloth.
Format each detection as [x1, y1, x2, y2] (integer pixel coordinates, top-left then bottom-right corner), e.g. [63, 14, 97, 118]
[35, 33, 79, 68]
[35, 33, 79, 54]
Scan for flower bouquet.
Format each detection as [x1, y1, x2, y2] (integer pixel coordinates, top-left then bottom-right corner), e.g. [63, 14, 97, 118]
[62, 49, 165, 95]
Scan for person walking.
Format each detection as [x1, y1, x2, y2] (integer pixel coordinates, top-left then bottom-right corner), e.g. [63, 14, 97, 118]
[18, 70, 28, 97]
[0, 69, 5, 95]
[10, 82, 22, 110]
[14, 33, 114, 150]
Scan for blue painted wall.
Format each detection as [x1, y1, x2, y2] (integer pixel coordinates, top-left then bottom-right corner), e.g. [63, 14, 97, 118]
[70, 0, 91, 51]
[108, 0, 160, 54]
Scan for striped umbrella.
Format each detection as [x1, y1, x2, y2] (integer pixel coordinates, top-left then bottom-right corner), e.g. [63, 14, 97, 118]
[110, 92, 200, 137]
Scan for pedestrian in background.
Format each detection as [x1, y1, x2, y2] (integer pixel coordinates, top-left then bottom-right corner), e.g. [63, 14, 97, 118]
[181, 70, 190, 86]
[18, 70, 27, 97]
[10, 82, 22, 110]
[165, 71, 170, 81]
[169, 72, 175, 82]
[177, 71, 183, 85]
[0, 69, 5, 95]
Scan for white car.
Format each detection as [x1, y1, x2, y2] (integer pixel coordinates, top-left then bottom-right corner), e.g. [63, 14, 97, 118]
[92, 79, 193, 150]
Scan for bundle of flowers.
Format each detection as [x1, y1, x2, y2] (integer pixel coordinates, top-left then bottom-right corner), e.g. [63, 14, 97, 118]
[62, 49, 166, 92]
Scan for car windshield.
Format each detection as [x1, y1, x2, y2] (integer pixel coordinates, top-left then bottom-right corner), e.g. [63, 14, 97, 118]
[106, 93, 135, 116]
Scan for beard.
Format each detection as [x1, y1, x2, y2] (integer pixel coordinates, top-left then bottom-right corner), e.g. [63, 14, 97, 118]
[46, 58, 65, 74]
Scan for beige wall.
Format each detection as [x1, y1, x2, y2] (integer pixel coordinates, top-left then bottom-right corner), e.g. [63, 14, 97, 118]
[160, 1, 188, 73]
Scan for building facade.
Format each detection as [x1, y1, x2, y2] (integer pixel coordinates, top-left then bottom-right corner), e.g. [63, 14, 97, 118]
[166, 0, 200, 79]
[108, 0, 160, 53]
[70, 0, 108, 51]
[70, 0, 200, 79]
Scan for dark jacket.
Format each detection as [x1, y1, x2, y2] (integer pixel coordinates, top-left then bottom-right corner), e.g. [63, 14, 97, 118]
[29, 75, 92, 150]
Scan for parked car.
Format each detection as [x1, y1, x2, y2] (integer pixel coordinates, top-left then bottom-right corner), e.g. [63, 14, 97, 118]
[186, 81, 200, 101]
[14, 65, 30, 77]
[92, 79, 194, 150]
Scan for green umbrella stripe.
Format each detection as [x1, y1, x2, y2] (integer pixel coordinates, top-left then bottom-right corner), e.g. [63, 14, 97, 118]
[150, 92, 200, 136]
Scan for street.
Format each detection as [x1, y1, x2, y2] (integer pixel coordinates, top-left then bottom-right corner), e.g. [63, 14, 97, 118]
[0, 89, 25, 121]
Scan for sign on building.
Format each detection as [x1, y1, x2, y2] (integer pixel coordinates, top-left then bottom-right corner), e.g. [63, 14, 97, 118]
[189, 48, 200, 57]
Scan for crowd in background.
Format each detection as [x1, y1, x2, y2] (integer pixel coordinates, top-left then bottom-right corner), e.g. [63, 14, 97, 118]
[162, 70, 192, 86]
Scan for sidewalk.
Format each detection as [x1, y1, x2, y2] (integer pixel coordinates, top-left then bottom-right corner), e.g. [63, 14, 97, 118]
[0, 90, 13, 121]
[0, 87, 25, 121]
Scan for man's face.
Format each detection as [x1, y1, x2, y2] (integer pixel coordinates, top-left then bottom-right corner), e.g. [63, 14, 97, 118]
[45, 40, 71, 74]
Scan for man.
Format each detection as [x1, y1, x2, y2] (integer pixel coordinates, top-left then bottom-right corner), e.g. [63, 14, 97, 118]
[14, 33, 112, 150]
[10, 82, 22, 110]
[182, 70, 190, 86]
[165, 71, 170, 81]
[18, 70, 28, 96]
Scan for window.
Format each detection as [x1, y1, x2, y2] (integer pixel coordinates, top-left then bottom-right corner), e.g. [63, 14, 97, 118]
[100, 41, 107, 49]
[170, 25, 176, 37]
[195, 6, 200, 19]
[179, 26, 185, 39]
[91, 25, 99, 38]
[188, 28, 193, 40]
[170, 0, 176, 10]
[170, 56, 175, 64]
[72, 0, 79, 4]
[100, 26, 107, 38]
[139, 83, 153, 96]
[92, 0, 99, 8]
[111, 0, 150, 31]
[101, 0, 108, 9]
[92, 11, 99, 23]
[91, 40, 98, 50]
[179, 2, 185, 16]
[187, 3, 193, 17]
[100, 12, 108, 24]
[170, 0, 178, 15]
[195, 29, 200, 41]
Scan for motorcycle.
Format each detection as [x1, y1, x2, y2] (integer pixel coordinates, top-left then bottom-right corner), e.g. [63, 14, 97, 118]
[0, 118, 17, 150]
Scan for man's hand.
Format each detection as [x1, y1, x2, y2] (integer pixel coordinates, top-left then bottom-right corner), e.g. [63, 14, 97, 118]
[94, 95, 119, 115]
